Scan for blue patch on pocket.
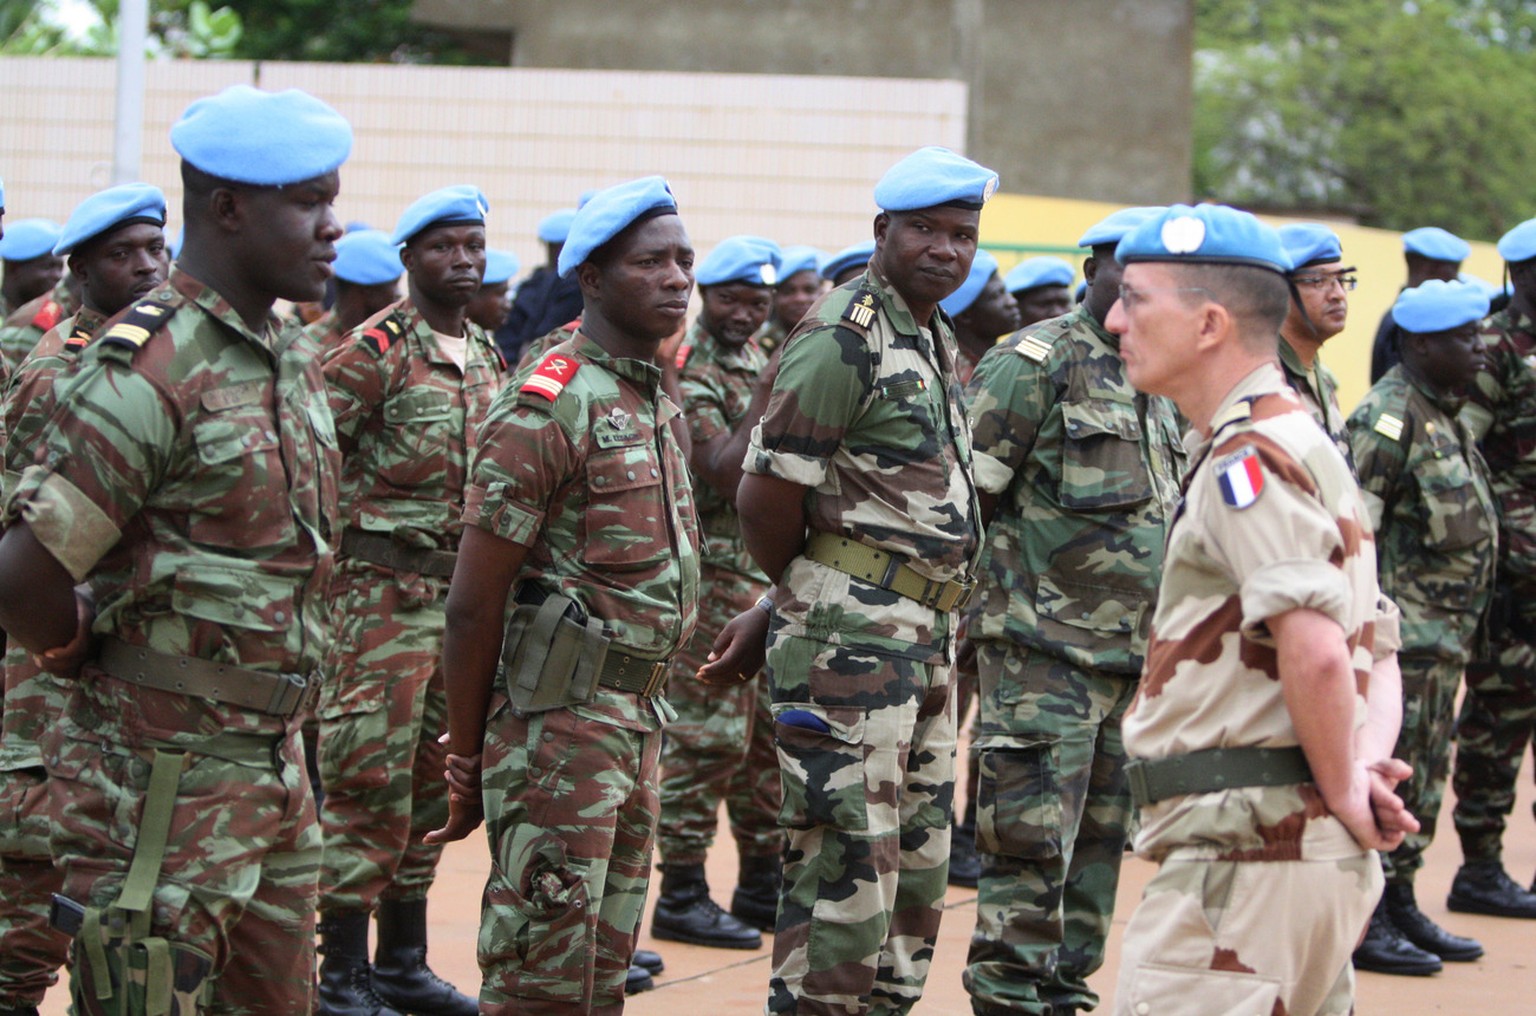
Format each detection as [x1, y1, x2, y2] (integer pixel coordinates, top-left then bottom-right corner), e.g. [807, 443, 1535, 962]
[776, 709, 831, 733]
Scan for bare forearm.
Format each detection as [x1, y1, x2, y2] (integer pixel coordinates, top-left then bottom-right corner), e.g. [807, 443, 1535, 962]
[1358, 651, 1404, 764]
[737, 472, 808, 585]
[1273, 610, 1360, 808]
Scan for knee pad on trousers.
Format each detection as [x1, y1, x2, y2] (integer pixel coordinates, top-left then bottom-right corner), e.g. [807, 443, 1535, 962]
[68, 909, 213, 1016]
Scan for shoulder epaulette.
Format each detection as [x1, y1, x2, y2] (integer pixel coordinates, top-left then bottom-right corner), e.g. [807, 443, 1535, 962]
[841, 289, 880, 333]
[1374, 412, 1405, 441]
[1210, 398, 1254, 434]
[1016, 332, 1054, 364]
[521, 350, 580, 402]
[99, 299, 180, 354]
[361, 314, 406, 357]
[674, 340, 694, 371]
[30, 300, 62, 333]
[63, 316, 96, 351]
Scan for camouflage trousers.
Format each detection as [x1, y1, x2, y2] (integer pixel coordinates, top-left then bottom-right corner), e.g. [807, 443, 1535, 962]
[0, 650, 70, 1009]
[764, 631, 955, 1016]
[1453, 623, 1536, 863]
[1384, 656, 1463, 883]
[317, 568, 450, 911]
[46, 669, 320, 1013]
[479, 694, 661, 1015]
[1112, 820, 1380, 1016]
[656, 589, 782, 865]
[963, 643, 1135, 1016]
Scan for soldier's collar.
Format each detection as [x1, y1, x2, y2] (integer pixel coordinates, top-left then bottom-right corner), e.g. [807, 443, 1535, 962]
[572, 330, 663, 391]
[169, 265, 282, 354]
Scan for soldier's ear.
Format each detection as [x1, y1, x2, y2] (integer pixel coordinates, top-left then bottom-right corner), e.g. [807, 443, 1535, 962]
[207, 186, 244, 235]
[873, 212, 890, 247]
[399, 243, 416, 273]
[1082, 256, 1099, 283]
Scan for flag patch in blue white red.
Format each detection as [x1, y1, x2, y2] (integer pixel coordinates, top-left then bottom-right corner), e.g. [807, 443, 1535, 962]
[1216, 447, 1264, 509]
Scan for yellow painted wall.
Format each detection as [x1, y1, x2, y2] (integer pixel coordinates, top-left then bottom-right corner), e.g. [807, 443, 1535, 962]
[980, 192, 1505, 415]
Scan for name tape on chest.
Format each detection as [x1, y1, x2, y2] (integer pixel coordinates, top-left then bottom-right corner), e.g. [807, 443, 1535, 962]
[1373, 411, 1404, 441]
[1215, 446, 1265, 509]
[522, 351, 580, 401]
[100, 299, 179, 353]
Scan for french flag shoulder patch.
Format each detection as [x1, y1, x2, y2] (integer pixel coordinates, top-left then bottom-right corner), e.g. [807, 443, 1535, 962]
[1215, 446, 1264, 510]
[521, 352, 580, 401]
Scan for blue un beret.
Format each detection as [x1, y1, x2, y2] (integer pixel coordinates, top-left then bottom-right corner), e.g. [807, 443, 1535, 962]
[1004, 256, 1074, 294]
[1077, 206, 1163, 249]
[1277, 223, 1342, 270]
[777, 245, 824, 283]
[874, 146, 1000, 213]
[1392, 279, 1489, 334]
[170, 85, 352, 187]
[0, 219, 63, 262]
[557, 177, 679, 279]
[537, 208, 578, 244]
[482, 249, 521, 287]
[1116, 204, 1291, 274]
[820, 240, 877, 282]
[940, 249, 1000, 317]
[697, 235, 783, 287]
[1497, 218, 1536, 264]
[54, 183, 167, 255]
[332, 229, 402, 286]
[393, 185, 489, 246]
[1460, 273, 1509, 301]
[1402, 226, 1470, 262]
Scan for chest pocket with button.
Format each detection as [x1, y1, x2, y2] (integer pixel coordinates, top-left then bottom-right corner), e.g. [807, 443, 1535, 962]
[1417, 440, 1492, 553]
[379, 385, 457, 490]
[581, 438, 669, 570]
[1059, 398, 1154, 510]
[187, 385, 295, 549]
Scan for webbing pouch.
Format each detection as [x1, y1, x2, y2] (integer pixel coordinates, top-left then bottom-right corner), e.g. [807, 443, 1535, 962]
[65, 749, 213, 1015]
[500, 591, 609, 713]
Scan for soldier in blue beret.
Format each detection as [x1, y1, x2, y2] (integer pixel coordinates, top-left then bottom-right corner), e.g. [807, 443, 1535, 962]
[430, 174, 702, 1013]
[1348, 278, 1495, 977]
[1105, 204, 1411, 1016]
[1274, 223, 1358, 470]
[0, 182, 169, 1015]
[306, 229, 404, 352]
[819, 239, 877, 287]
[316, 183, 500, 1016]
[758, 244, 825, 354]
[961, 204, 1183, 1016]
[495, 206, 584, 367]
[1003, 255, 1076, 328]
[650, 233, 785, 954]
[698, 144, 995, 1014]
[0, 83, 352, 1014]
[0, 218, 66, 326]
[1451, 215, 1536, 927]
[465, 249, 520, 334]
[943, 248, 1020, 382]
[1371, 226, 1470, 383]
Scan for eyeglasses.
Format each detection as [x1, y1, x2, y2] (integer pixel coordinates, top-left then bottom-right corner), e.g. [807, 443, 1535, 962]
[1292, 273, 1358, 291]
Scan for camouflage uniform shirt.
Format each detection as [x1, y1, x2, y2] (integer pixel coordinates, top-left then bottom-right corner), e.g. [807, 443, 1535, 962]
[965, 304, 1185, 674]
[1349, 365, 1497, 663]
[0, 279, 81, 384]
[745, 269, 980, 662]
[1123, 363, 1394, 861]
[1466, 305, 1536, 584]
[1279, 338, 1354, 472]
[678, 319, 769, 584]
[2, 266, 340, 740]
[324, 298, 502, 554]
[464, 332, 701, 731]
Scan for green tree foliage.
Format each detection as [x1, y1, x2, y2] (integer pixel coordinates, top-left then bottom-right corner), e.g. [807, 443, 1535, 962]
[1195, 0, 1536, 239]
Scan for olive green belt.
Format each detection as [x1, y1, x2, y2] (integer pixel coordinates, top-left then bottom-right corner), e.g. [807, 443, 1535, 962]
[1124, 746, 1313, 807]
[340, 528, 458, 579]
[98, 637, 317, 718]
[802, 532, 973, 612]
[599, 650, 670, 697]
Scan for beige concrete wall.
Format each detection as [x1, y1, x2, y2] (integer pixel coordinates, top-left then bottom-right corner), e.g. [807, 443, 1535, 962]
[1, 56, 964, 271]
[415, 0, 1194, 206]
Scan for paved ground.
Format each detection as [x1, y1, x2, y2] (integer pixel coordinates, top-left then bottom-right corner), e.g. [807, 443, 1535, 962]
[35, 750, 1536, 1014]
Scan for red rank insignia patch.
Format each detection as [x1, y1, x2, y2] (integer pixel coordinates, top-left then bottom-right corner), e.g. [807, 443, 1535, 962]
[1216, 447, 1264, 509]
[522, 352, 579, 400]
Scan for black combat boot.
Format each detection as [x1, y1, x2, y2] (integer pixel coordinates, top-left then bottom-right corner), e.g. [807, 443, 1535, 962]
[1384, 882, 1483, 961]
[651, 863, 762, 949]
[624, 963, 655, 995]
[730, 852, 783, 932]
[371, 898, 478, 1016]
[1351, 898, 1441, 976]
[0, 1006, 41, 1016]
[948, 819, 981, 888]
[1447, 859, 1536, 918]
[317, 911, 404, 1016]
[632, 948, 664, 974]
